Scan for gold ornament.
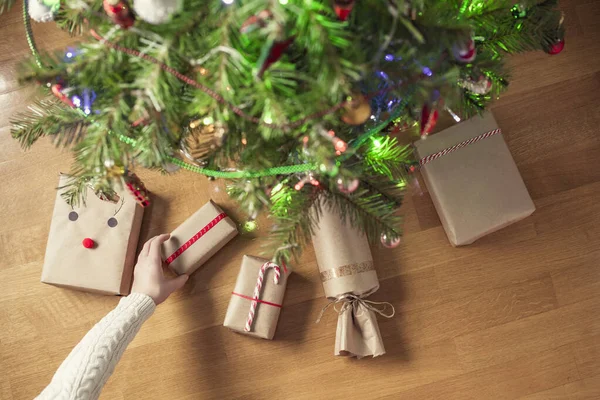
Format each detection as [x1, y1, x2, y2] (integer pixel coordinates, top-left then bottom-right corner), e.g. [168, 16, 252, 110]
[105, 164, 126, 178]
[180, 119, 227, 164]
[341, 95, 372, 125]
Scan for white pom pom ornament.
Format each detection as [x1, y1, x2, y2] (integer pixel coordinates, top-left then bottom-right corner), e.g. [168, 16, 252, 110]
[28, 0, 57, 22]
[133, 0, 182, 24]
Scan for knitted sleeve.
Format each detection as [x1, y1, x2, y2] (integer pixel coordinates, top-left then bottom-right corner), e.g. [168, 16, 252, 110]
[36, 293, 156, 400]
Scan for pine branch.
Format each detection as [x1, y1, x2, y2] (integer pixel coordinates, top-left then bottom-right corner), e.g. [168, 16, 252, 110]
[0, 0, 14, 14]
[323, 186, 402, 244]
[10, 98, 89, 149]
[362, 135, 412, 179]
[267, 183, 316, 265]
[227, 178, 271, 219]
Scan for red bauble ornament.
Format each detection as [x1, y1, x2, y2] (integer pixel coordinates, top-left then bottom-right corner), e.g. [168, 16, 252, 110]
[256, 36, 295, 78]
[547, 39, 565, 55]
[124, 172, 150, 207]
[420, 104, 438, 136]
[51, 83, 75, 107]
[333, 0, 355, 21]
[240, 9, 273, 34]
[452, 38, 476, 63]
[82, 238, 95, 249]
[103, 0, 135, 29]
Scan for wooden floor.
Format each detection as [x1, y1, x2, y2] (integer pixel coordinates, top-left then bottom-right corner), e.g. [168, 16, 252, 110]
[2, 1, 600, 399]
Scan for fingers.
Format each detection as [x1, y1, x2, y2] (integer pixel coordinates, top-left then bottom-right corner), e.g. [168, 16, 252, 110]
[140, 236, 154, 257]
[149, 233, 170, 260]
[165, 274, 188, 295]
[140, 234, 169, 258]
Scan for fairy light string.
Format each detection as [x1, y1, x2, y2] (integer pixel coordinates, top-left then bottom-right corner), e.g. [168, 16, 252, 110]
[23, 12, 419, 179]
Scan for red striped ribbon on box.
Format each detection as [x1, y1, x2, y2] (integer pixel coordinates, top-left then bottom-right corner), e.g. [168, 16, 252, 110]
[165, 212, 227, 265]
[232, 292, 282, 308]
[419, 128, 502, 167]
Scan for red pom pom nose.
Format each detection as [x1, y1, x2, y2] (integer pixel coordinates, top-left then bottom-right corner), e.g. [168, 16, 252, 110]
[82, 238, 95, 249]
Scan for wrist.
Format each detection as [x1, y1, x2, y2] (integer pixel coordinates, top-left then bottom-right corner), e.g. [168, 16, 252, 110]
[128, 292, 158, 308]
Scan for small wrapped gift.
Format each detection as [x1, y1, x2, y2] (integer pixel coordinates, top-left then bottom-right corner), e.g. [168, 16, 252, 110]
[312, 198, 393, 358]
[223, 255, 291, 340]
[162, 200, 238, 275]
[414, 111, 535, 246]
[41, 174, 144, 295]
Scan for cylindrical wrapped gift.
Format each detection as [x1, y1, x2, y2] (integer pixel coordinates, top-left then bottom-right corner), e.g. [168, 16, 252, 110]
[311, 199, 379, 299]
[311, 197, 390, 358]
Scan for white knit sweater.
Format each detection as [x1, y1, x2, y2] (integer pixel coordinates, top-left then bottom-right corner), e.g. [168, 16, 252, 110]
[36, 293, 156, 400]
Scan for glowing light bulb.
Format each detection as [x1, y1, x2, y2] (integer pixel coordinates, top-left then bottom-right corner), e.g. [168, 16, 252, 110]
[222, 0, 234, 4]
[279, 0, 288, 4]
[373, 139, 382, 148]
[243, 220, 258, 232]
[202, 117, 213, 125]
[71, 95, 82, 107]
[263, 116, 273, 124]
[334, 139, 347, 152]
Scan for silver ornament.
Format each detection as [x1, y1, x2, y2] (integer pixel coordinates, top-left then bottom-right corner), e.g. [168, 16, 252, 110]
[28, 0, 54, 22]
[336, 177, 359, 194]
[381, 232, 401, 248]
[133, 0, 182, 24]
[459, 76, 493, 95]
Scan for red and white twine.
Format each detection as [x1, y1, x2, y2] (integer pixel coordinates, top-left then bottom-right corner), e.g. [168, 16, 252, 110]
[419, 128, 502, 167]
[245, 262, 281, 332]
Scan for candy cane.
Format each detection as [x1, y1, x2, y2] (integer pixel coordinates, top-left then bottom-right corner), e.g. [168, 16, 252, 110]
[245, 262, 281, 332]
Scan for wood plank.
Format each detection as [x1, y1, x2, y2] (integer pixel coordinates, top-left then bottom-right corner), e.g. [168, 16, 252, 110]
[551, 251, 600, 307]
[519, 374, 600, 400]
[454, 296, 600, 371]
[396, 276, 557, 348]
[572, 334, 600, 379]
[379, 345, 580, 400]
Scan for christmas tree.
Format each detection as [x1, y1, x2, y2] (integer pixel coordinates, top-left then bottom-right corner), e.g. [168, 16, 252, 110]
[6, 0, 564, 263]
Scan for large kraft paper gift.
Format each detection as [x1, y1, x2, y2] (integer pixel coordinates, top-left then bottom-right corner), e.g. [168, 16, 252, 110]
[223, 255, 291, 340]
[414, 111, 535, 246]
[162, 200, 238, 275]
[311, 198, 393, 358]
[41, 174, 144, 295]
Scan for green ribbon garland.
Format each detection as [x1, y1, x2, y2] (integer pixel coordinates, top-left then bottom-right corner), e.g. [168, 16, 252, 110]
[23, 8, 405, 180]
[168, 157, 317, 179]
[23, 0, 43, 68]
[114, 132, 316, 178]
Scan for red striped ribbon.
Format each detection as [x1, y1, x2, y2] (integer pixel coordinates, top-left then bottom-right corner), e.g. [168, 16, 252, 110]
[419, 128, 502, 167]
[165, 213, 227, 265]
[232, 292, 282, 308]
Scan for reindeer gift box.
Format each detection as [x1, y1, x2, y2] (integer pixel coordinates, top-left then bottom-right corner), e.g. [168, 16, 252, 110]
[40, 174, 144, 295]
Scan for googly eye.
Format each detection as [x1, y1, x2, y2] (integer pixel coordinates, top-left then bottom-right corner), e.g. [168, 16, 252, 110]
[107, 217, 118, 228]
[69, 211, 79, 221]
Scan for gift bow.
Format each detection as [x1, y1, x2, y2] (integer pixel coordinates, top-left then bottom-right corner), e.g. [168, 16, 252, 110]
[245, 261, 281, 332]
[316, 293, 395, 324]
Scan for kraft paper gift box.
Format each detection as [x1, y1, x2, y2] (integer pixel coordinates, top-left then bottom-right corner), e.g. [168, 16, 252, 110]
[414, 111, 535, 246]
[223, 255, 291, 340]
[162, 200, 238, 275]
[41, 174, 144, 295]
[311, 198, 392, 358]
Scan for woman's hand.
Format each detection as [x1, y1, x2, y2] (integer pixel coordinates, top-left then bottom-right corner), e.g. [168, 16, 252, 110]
[131, 234, 188, 305]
